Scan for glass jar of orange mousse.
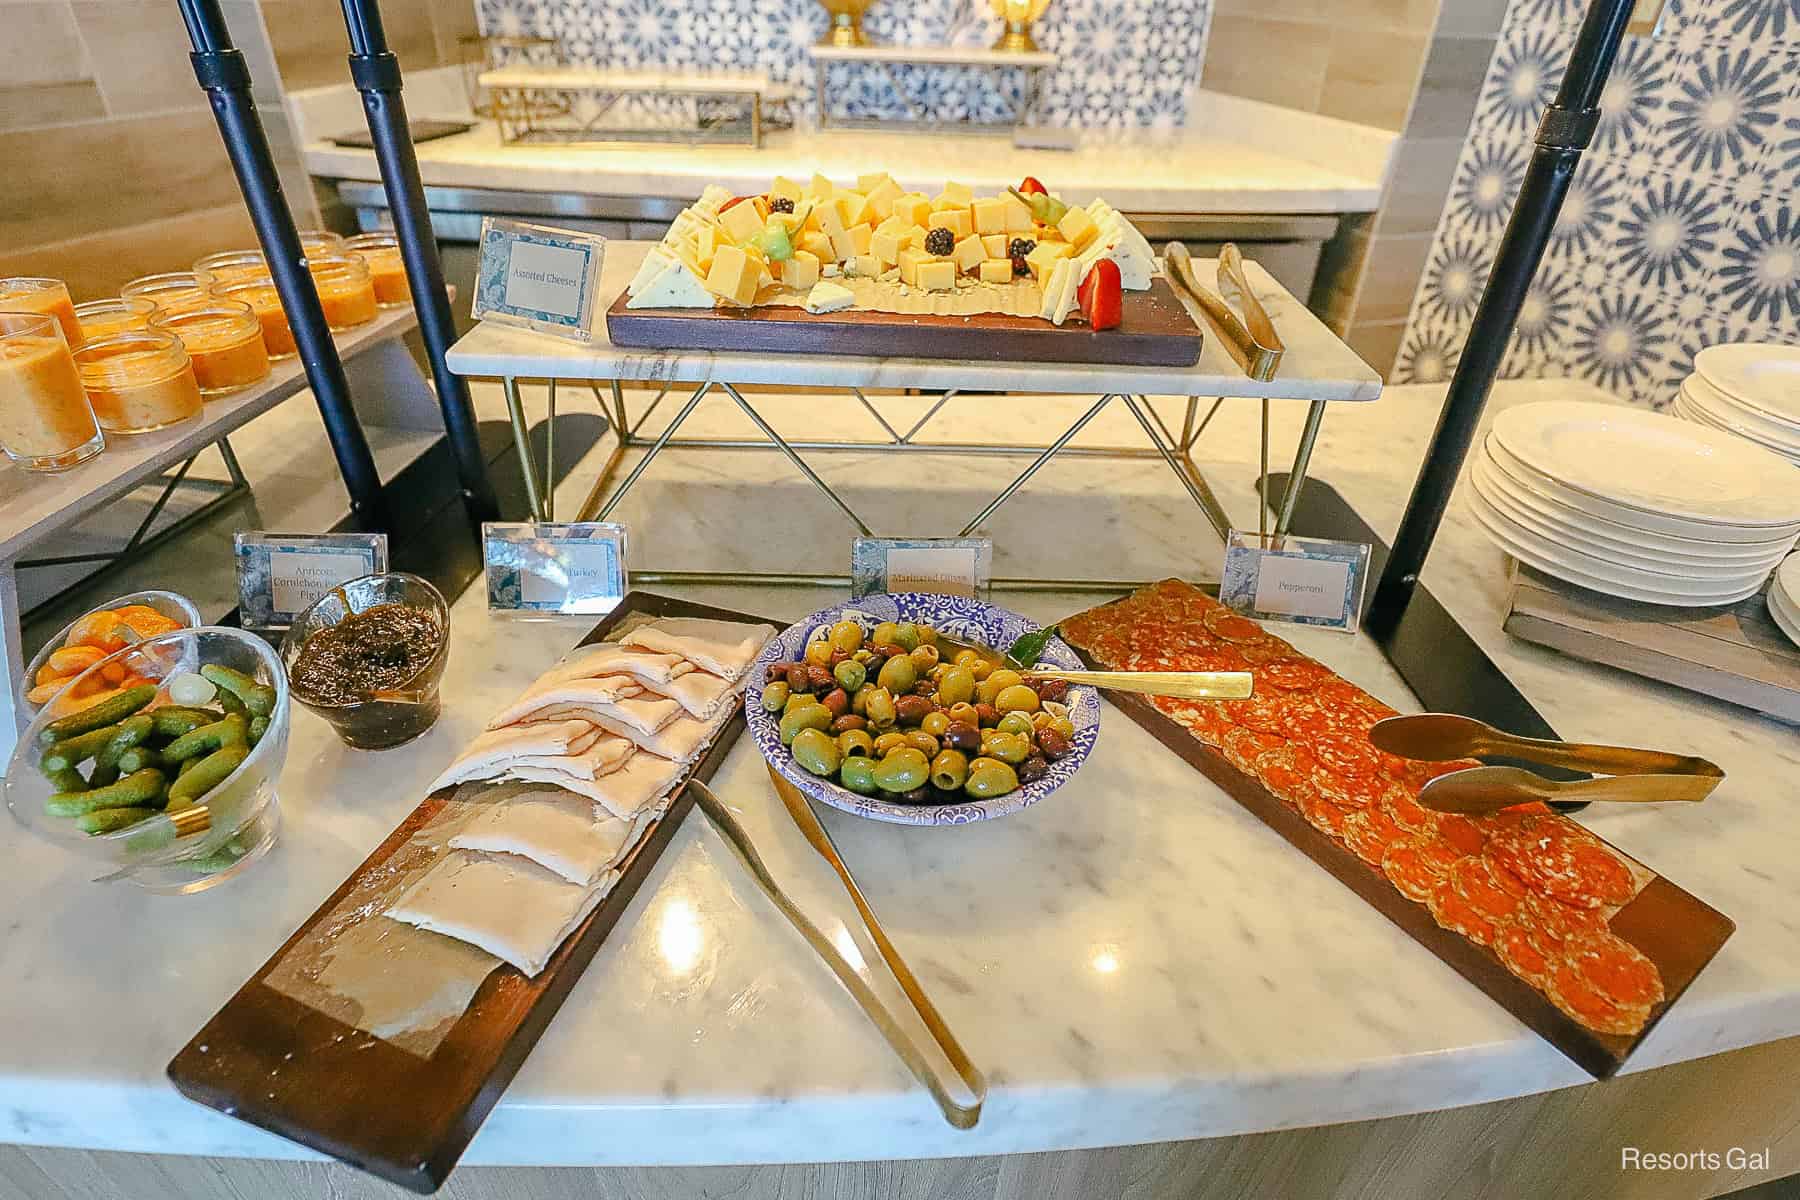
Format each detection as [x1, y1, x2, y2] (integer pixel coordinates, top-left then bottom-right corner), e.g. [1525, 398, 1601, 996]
[308, 255, 378, 329]
[345, 232, 410, 307]
[194, 250, 269, 289]
[74, 298, 156, 345]
[74, 329, 203, 434]
[122, 272, 213, 316]
[0, 312, 104, 471]
[151, 301, 270, 396]
[209, 277, 294, 359]
[0, 277, 82, 347]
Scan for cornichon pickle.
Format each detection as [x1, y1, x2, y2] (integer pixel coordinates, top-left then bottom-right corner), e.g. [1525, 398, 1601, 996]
[211, 683, 249, 719]
[37, 684, 157, 745]
[77, 806, 155, 835]
[46, 768, 166, 817]
[116, 745, 166, 775]
[95, 714, 154, 772]
[44, 766, 88, 793]
[149, 706, 220, 738]
[40, 725, 122, 775]
[248, 714, 270, 746]
[162, 713, 247, 762]
[200, 664, 276, 717]
[167, 744, 248, 809]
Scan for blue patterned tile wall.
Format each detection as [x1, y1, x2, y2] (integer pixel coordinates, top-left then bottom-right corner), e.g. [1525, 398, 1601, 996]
[475, 0, 1207, 128]
[1394, 0, 1800, 406]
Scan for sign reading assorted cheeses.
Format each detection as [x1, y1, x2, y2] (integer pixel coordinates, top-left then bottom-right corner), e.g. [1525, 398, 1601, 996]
[472, 217, 606, 342]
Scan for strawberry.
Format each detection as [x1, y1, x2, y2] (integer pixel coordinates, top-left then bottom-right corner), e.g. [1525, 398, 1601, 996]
[1077, 259, 1122, 330]
[1019, 176, 1048, 196]
[719, 195, 751, 212]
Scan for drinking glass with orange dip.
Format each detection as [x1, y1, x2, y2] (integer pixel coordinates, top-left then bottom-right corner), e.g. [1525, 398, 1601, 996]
[0, 277, 81, 348]
[121, 271, 214, 315]
[308, 255, 379, 330]
[344, 232, 410, 307]
[74, 298, 156, 346]
[0, 312, 104, 472]
[209, 277, 294, 359]
[74, 329, 203, 434]
[150, 301, 271, 396]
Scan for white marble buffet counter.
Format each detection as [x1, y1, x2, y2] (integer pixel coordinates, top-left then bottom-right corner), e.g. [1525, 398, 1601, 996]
[294, 72, 1391, 215]
[1, 380, 1795, 1169]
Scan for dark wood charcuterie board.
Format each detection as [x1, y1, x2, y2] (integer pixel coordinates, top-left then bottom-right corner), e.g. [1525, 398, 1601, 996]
[167, 592, 777, 1193]
[1060, 580, 1734, 1080]
[604, 277, 1205, 366]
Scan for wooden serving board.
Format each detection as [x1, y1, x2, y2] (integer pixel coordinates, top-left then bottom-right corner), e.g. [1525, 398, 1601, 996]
[167, 591, 775, 1193]
[1065, 588, 1735, 1080]
[1504, 564, 1800, 723]
[605, 277, 1204, 366]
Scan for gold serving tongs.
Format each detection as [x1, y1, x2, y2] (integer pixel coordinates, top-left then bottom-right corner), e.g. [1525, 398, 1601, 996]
[689, 774, 986, 1129]
[1162, 242, 1284, 382]
[1369, 714, 1725, 817]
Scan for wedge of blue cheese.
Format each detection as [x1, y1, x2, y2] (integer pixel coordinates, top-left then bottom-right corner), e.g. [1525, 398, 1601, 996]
[625, 246, 713, 309]
[803, 279, 855, 314]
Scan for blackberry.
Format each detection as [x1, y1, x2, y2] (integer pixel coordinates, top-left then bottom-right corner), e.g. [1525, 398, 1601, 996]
[768, 196, 795, 213]
[1008, 237, 1036, 259]
[1010, 254, 1029, 276]
[924, 227, 955, 256]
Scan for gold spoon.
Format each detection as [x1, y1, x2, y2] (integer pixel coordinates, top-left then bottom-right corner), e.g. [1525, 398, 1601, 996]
[1418, 765, 1720, 816]
[934, 631, 1252, 701]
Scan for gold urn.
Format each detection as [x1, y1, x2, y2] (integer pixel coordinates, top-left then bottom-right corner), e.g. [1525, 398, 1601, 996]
[817, 0, 875, 46]
[990, 0, 1050, 51]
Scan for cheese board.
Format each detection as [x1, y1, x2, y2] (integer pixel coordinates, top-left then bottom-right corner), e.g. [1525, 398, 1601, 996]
[1059, 578, 1735, 1079]
[166, 592, 778, 1193]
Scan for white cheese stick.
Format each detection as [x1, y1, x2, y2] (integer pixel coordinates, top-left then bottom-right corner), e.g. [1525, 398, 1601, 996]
[485, 675, 643, 730]
[449, 788, 645, 886]
[428, 719, 596, 792]
[620, 617, 776, 681]
[385, 850, 616, 977]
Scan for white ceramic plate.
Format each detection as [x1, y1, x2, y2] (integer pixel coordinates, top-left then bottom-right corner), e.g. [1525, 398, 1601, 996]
[1778, 552, 1800, 607]
[1467, 488, 1773, 597]
[1468, 462, 1789, 578]
[1492, 400, 1800, 527]
[1484, 435, 1800, 544]
[1467, 500, 1770, 607]
[1685, 371, 1800, 435]
[1680, 379, 1800, 458]
[1468, 449, 1792, 564]
[1693, 343, 1800, 426]
[1767, 583, 1800, 649]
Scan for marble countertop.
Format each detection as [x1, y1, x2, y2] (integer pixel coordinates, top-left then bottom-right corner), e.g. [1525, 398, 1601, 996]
[2, 379, 1796, 1168]
[294, 73, 1390, 216]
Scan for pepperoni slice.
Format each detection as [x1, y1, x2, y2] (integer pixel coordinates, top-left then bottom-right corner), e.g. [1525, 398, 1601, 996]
[1221, 727, 1284, 776]
[1546, 959, 1650, 1035]
[1427, 877, 1498, 946]
[1435, 814, 1488, 857]
[1520, 889, 1609, 954]
[1312, 729, 1383, 778]
[1203, 606, 1269, 644]
[1301, 792, 1351, 838]
[1490, 824, 1636, 909]
[1380, 781, 1439, 835]
[1345, 807, 1407, 866]
[1495, 923, 1554, 989]
[1308, 762, 1368, 809]
[1256, 656, 1334, 692]
[1564, 931, 1665, 1010]
[1221, 691, 1288, 735]
[1238, 639, 1295, 665]
[1451, 855, 1522, 923]
[1276, 694, 1332, 743]
[1413, 838, 1463, 877]
[1254, 744, 1317, 805]
[1483, 855, 1531, 897]
[1382, 840, 1446, 902]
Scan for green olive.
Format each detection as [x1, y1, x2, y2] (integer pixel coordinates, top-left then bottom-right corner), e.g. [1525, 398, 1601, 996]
[864, 687, 898, 729]
[983, 731, 1031, 764]
[784, 691, 815, 714]
[833, 659, 867, 693]
[1050, 717, 1076, 740]
[976, 669, 1023, 707]
[805, 640, 835, 668]
[839, 756, 880, 795]
[909, 644, 940, 672]
[838, 729, 875, 758]
[930, 749, 969, 791]
[936, 666, 975, 707]
[828, 620, 865, 654]
[996, 684, 1041, 715]
[890, 622, 921, 653]
[946, 701, 980, 728]
[872, 747, 930, 793]
[952, 648, 981, 668]
[905, 730, 940, 758]
[969, 659, 993, 681]
[964, 757, 1019, 799]
[779, 703, 832, 746]
[997, 711, 1035, 737]
[873, 731, 911, 757]
[871, 621, 901, 648]
[852, 683, 876, 716]
[877, 653, 919, 695]
[791, 728, 842, 777]
[761, 681, 790, 713]
[920, 710, 950, 737]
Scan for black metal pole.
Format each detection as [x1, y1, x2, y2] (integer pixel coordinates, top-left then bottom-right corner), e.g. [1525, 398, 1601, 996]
[1364, 0, 1635, 638]
[177, 0, 388, 530]
[337, 0, 501, 523]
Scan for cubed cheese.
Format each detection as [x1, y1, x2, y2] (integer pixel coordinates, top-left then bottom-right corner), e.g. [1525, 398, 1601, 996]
[718, 200, 764, 246]
[816, 203, 848, 241]
[935, 181, 973, 207]
[1025, 240, 1073, 280]
[897, 247, 927, 287]
[804, 280, 855, 313]
[769, 176, 803, 204]
[865, 177, 904, 221]
[871, 227, 907, 267]
[875, 214, 908, 238]
[767, 211, 802, 234]
[807, 172, 835, 199]
[891, 192, 932, 228]
[916, 259, 956, 291]
[695, 224, 721, 270]
[856, 171, 894, 194]
[951, 234, 986, 274]
[978, 258, 1014, 284]
[835, 190, 871, 227]
[703, 244, 760, 306]
[982, 233, 1009, 259]
[1058, 205, 1099, 251]
[848, 253, 881, 278]
[971, 197, 1010, 236]
[927, 208, 972, 239]
[903, 225, 930, 250]
[828, 226, 860, 261]
[1000, 193, 1033, 233]
[799, 230, 836, 262]
[780, 250, 821, 291]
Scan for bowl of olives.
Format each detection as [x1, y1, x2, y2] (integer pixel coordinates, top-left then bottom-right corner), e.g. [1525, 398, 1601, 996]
[746, 593, 1100, 826]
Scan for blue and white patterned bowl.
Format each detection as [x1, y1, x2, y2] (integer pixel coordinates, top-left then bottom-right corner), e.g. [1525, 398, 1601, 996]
[746, 594, 1100, 826]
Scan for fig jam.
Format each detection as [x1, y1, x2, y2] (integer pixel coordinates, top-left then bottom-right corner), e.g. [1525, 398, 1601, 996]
[290, 603, 445, 748]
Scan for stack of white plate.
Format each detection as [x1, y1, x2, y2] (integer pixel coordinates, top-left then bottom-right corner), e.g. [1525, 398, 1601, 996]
[1770, 555, 1800, 647]
[1468, 400, 1800, 607]
[1672, 343, 1800, 466]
